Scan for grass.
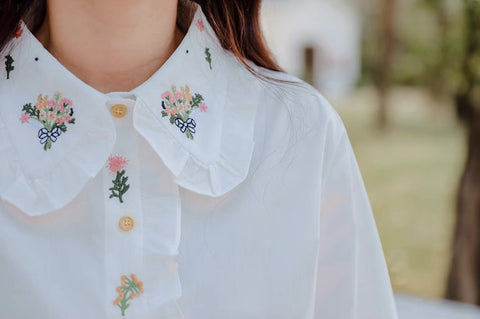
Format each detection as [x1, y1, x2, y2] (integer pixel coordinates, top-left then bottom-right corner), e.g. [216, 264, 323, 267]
[330, 86, 466, 298]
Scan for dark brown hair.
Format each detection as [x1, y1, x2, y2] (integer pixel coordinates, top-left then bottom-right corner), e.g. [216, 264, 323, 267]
[0, 0, 291, 83]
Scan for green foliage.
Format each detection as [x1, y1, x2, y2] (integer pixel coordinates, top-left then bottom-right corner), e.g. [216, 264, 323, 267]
[191, 93, 203, 107]
[109, 170, 130, 203]
[21, 103, 39, 120]
[360, 0, 465, 95]
[4, 55, 14, 79]
[205, 47, 212, 69]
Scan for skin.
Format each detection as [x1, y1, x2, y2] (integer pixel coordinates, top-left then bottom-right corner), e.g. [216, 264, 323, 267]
[34, 0, 184, 94]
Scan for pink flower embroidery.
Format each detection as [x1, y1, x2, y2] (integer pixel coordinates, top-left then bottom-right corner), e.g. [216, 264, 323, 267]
[47, 99, 56, 108]
[161, 91, 171, 100]
[107, 155, 128, 174]
[14, 26, 23, 39]
[165, 108, 177, 116]
[61, 98, 72, 106]
[195, 19, 204, 31]
[20, 113, 29, 124]
[199, 102, 208, 112]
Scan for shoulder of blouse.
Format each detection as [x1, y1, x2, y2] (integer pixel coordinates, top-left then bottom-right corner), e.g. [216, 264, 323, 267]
[253, 64, 348, 147]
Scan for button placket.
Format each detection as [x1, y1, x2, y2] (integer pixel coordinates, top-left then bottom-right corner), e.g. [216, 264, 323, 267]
[103, 97, 146, 317]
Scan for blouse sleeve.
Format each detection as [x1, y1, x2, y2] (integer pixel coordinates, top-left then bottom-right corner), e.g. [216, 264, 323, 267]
[312, 111, 399, 319]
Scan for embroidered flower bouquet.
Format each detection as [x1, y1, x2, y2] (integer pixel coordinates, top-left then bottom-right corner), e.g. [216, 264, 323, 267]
[160, 84, 208, 140]
[20, 91, 75, 150]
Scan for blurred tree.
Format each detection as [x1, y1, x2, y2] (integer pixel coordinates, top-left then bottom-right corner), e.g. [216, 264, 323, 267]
[423, 0, 449, 96]
[374, 0, 396, 131]
[360, 0, 463, 93]
[446, 0, 480, 306]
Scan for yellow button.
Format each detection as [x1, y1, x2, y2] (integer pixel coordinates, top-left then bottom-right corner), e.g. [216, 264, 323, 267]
[111, 104, 127, 118]
[119, 216, 135, 231]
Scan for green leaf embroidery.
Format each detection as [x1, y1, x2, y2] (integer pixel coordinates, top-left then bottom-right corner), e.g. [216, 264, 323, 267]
[109, 169, 130, 203]
[205, 47, 212, 69]
[5, 55, 14, 79]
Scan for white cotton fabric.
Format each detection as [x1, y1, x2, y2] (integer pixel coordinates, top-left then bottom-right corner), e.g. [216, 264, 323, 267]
[0, 2, 398, 319]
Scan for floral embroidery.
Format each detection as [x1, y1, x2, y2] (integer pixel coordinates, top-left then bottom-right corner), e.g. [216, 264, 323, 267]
[14, 25, 23, 39]
[107, 155, 130, 203]
[205, 48, 212, 69]
[20, 92, 75, 150]
[161, 85, 208, 140]
[5, 54, 14, 79]
[113, 274, 144, 316]
[195, 19, 204, 31]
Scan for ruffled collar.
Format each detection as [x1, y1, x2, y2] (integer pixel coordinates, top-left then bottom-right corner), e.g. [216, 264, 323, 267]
[0, 2, 261, 216]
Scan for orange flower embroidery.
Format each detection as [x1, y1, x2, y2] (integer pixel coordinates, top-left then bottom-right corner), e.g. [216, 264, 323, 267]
[113, 273, 144, 316]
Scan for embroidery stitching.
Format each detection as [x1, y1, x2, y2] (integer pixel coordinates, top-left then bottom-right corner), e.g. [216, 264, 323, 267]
[20, 92, 75, 150]
[107, 155, 130, 203]
[205, 47, 212, 69]
[195, 19, 204, 31]
[5, 54, 14, 79]
[113, 274, 144, 316]
[14, 25, 23, 39]
[161, 84, 208, 140]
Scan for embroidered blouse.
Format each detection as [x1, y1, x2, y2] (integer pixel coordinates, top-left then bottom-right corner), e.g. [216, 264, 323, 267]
[0, 2, 398, 319]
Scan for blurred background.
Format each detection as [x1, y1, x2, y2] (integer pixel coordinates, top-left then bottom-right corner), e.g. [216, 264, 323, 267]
[260, 0, 480, 318]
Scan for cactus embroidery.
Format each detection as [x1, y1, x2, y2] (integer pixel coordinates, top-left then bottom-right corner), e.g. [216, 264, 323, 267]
[20, 92, 75, 150]
[106, 155, 130, 203]
[205, 47, 212, 70]
[113, 274, 144, 316]
[160, 84, 208, 140]
[5, 55, 14, 79]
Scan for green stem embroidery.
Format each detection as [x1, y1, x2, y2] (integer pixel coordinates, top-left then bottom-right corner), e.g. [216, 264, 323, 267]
[5, 54, 14, 79]
[185, 128, 194, 140]
[109, 169, 130, 203]
[114, 274, 144, 316]
[205, 47, 212, 69]
[44, 138, 52, 151]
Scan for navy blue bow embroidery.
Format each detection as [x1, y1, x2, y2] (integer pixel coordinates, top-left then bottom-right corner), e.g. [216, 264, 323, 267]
[38, 127, 62, 145]
[175, 117, 196, 134]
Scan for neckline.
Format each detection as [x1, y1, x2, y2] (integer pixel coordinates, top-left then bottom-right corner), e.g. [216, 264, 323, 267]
[17, 2, 202, 102]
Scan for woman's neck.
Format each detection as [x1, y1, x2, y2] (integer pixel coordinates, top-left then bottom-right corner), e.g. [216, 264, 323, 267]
[34, 0, 183, 94]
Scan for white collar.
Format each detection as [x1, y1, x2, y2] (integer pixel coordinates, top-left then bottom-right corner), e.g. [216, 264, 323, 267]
[0, 2, 261, 216]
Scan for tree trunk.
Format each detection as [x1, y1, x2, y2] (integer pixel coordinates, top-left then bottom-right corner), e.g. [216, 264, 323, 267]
[445, 0, 480, 305]
[446, 105, 480, 304]
[375, 0, 395, 131]
[430, 0, 450, 98]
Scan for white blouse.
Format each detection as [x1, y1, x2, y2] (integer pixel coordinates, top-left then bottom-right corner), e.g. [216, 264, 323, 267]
[0, 3, 398, 319]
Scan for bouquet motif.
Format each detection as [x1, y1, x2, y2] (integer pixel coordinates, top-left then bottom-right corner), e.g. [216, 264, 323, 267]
[20, 91, 75, 151]
[160, 84, 208, 140]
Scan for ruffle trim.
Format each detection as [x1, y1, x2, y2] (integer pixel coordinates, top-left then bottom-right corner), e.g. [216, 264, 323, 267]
[0, 107, 116, 216]
[133, 66, 260, 198]
[143, 192, 183, 317]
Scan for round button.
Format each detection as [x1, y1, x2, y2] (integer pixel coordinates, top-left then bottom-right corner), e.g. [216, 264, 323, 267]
[111, 104, 127, 118]
[119, 216, 135, 231]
